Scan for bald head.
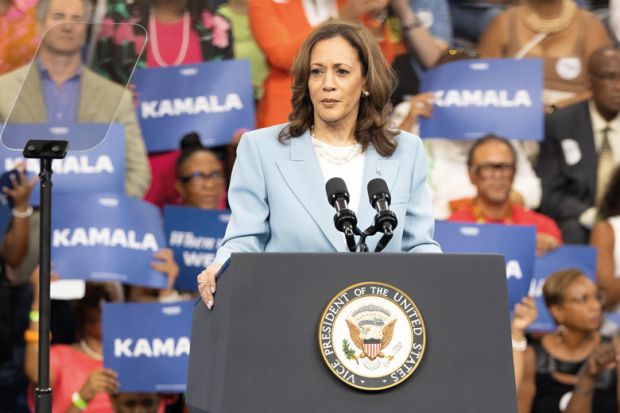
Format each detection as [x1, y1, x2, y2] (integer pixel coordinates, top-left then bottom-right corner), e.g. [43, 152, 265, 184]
[589, 47, 620, 75]
[589, 46, 620, 121]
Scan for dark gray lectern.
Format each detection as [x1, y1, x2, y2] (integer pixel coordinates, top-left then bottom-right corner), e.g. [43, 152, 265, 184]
[187, 253, 517, 413]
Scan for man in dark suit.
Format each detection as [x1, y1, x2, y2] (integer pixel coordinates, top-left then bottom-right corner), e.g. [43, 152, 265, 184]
[538, 46, 620, 244]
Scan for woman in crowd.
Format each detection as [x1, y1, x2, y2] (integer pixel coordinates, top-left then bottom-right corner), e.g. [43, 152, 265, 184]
[175, 133, 227, 210]
[591, 166, 620, 331]
[95, 0, 232, 84]
[25, 278, 120, 413]
[478, 0, 611, 108]
[518, 269, 617, 412]
[197, 20, 441, 307]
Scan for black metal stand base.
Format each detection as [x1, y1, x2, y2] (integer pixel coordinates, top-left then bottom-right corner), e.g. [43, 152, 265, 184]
[23, 140, 68, 413]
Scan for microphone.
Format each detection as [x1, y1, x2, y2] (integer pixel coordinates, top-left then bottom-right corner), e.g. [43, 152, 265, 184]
[325, 177, 358, 252]
[367, 178, 398, 252]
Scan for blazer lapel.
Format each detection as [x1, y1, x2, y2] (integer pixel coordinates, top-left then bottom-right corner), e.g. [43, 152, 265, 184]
[276, 132, 343, 251]
[356, 145, 400, 230]
[12, 66, 47, 122]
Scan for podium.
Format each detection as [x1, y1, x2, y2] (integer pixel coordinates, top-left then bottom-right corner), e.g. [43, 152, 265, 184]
[186, 253, 517, 413]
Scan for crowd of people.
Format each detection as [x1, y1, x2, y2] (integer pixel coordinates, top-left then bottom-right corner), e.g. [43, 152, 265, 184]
[2, 0, 620, 412]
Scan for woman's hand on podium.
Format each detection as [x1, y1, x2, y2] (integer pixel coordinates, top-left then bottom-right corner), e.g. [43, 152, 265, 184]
[197, 263, 222, 310]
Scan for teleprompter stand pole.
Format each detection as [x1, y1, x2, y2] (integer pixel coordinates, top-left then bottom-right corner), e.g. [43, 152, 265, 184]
[23, 140, 68, 413]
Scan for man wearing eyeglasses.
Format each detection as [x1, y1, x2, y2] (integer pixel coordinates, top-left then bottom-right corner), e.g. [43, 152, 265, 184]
[449, 135, 562, 256]
[538, 46, 620, 244]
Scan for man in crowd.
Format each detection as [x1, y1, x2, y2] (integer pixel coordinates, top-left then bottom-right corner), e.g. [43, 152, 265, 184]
[0, 0, 150, 197]
[449, 135, 562, 256]
[538, 46, 620, 244]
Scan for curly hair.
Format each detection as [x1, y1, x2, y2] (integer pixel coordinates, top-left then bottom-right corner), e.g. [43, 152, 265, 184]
[278, 20, 398, 157]
[599, 165, 620, 219]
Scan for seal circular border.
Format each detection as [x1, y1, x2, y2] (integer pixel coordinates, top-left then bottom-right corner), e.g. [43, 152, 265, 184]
[317, 281, 427, 391]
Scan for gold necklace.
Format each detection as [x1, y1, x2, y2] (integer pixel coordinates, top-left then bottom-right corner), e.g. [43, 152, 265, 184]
[522, 0, 578, 34]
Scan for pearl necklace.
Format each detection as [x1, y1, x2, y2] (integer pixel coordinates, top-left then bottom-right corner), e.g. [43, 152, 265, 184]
[80, 339, 103, 361]
[310, 128, 361, 166]
[149, 10, 191, 67]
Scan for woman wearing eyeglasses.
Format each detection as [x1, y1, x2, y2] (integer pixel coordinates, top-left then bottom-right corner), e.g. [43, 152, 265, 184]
[174, 133, 226, 210]
[517, 269, 617, 413]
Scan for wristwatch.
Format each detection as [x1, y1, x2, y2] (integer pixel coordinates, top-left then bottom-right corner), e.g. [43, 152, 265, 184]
[402, 16, 424, 32]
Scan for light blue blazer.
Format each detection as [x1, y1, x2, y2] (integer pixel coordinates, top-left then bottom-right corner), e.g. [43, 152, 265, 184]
[214, 124, 441, 264]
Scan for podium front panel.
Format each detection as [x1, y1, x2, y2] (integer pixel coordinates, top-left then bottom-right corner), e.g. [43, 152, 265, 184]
[187, 253, 516, 413]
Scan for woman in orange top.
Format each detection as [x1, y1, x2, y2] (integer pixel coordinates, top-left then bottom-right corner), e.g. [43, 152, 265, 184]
[250, 0, 397, 128]
[0, 0, 38, 75]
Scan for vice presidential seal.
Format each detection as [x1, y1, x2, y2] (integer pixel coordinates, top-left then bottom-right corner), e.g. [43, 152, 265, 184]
[318, 282, 426, 391]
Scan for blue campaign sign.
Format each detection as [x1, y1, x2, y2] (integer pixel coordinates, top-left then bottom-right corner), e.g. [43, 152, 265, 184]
[0, 193, 11, 246]
[133, 60, 255, 153]
[434, 221, 536, 312]
[103, 301, 193, 392]
[0, 123, 125, 206]
[51, 194, 168, 288]
[163, 206, 230, 291]
[528, 245, 596, 332]
[419, 58, 544, 141]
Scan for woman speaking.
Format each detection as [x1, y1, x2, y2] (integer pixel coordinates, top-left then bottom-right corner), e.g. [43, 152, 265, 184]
[197, 20, 441, 308]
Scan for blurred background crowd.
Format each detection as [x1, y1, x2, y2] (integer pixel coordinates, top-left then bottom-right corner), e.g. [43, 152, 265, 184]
[3, 0, 620, 412]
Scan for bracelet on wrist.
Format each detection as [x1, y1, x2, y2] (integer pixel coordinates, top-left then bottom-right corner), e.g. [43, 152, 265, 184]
[72, 391, 89, 410]
[29, 310, 40, 323]
[12, 206, 33, 218]
[512, 337, 527, 352]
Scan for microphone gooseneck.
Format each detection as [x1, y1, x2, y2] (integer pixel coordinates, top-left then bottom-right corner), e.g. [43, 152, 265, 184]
[325, 177, 359, 252]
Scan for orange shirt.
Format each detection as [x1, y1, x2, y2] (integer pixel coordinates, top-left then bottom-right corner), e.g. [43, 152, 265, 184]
[0, 0, 38, 75]
[249, 0, 397, 128]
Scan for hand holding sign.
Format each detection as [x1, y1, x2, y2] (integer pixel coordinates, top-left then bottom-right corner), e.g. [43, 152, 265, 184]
[511, 296, 538, 336]
[1, 165, 37, 210]
[151, 249, 179, 291]
[78, 369, 119, 402]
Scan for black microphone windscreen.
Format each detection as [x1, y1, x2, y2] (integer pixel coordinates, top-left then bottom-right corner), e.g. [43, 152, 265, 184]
[325, 177, 349, 206]
[367, 178, 390, 205]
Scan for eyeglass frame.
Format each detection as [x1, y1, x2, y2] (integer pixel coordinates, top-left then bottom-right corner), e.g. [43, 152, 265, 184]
[469, 162, 516, 179]
[178, 170, 225, 186]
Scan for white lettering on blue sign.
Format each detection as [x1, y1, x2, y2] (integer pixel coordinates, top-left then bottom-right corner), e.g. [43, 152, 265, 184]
[53, 228, 159, 251]
[114, 337, 190, 358]
[5, 156, 114, 175]
[528, 278, 545, 297]
[182, 251, 215, 267]
[141, 94, 243, 119]
[432, 89, 532, 108]
[506, 260, 523, 280]
[168, 231, 223, 249]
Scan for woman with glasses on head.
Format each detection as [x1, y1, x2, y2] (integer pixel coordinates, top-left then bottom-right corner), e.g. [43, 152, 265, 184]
[518, 269, 617, 413]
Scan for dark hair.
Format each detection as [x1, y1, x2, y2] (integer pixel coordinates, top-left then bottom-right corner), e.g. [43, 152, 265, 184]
[128, 0, 206, 28]
[542, 268, 586, 310]
[175, 132, 218, 177]
[466, 134, 517, 168]
[279, 20, 398, 157]
[599, 165, 620, 218]
[76, 283, 114, 337]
